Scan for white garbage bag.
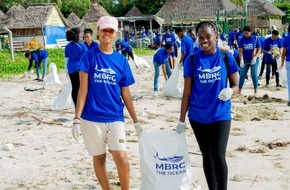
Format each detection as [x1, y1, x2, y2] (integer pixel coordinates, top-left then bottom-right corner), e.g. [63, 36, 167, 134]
[52, 82, 73, 109]
[134, 53, 151, 68]
[277, 58, 287, 88]
[163, 66, 182, 98]
[139, 131, 192, 190]
[45, 63, 61, 86]
[279, 66, 287, 88]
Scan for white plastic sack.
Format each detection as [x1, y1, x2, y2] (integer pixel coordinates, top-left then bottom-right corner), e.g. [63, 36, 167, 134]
[163, 66, 182, 98]
[45, 63, 61, 86]
[139, 131, 192, 190]
[279, 66, 287, 88]
[277, 58, 287, 88]
[134, 53, 151, 68]
[52, 82, 73, 109]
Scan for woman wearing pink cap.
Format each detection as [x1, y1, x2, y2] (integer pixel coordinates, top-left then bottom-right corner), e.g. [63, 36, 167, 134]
[72, 16, 142, 190]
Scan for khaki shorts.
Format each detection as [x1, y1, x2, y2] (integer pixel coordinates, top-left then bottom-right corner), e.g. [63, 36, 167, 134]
[80, 119, 126, 156]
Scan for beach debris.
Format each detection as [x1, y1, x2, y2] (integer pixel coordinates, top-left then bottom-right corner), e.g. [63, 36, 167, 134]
[232, 105, 284, 121]
[230, 174, 244, 182]
[132, 94, 143, 100]
[249, 146, 269, 153]
[2, 143, 14, 151]
[267, 141, 290, 149]
[11, 143, 25, 147]
[24, 86, 45, 92]
[31, 115, 63, 125]
[235, 145, 248, 152]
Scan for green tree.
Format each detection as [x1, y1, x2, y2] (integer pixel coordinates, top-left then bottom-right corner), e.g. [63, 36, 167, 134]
[230, 0, 244, 7]
[61, 0, 91, 18]
[273, 0, 290, 24]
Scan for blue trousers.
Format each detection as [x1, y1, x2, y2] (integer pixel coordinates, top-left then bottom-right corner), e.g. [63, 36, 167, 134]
[238, 58, 260, 90]
[153, 61, 171, 91]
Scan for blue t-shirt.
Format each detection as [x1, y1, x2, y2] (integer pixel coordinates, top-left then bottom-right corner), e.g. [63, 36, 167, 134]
[153, 48, 170, 64]
[228, 31, 235, 46]
[282, 32, 288, 38]
[183, 49, 239, 124]
[65, 41, 88, 74]
[31, 49, 49, 62]
[124, 34, 129, 42]
[84, 41, 99, 50]
[264, 37, 282, 62]
[120, 41, 132, 53]
[162, 33, 176, 45]
[155, 32, 161, 45]
[258, 36, 265, 49]
[283, 35, 290, 62]
[238, 35, 261, 61]
[79, 48, 135, 122]
[181, 35, 194, 61]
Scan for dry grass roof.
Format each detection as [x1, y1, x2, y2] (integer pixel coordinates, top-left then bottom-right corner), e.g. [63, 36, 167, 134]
[0, 3, 68, 30]
[125, 6, 143, 17]
[67, 12, 81, 28]
[0, 11, 4, 19]
[156, 0, 237, 22]
[5, 5, 25, 18]
[82, 2, 110, 22]
[247, 0, 285, 17]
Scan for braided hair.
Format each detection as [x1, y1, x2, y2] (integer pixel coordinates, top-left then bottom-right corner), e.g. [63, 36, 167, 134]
[195, 21, 218, 35]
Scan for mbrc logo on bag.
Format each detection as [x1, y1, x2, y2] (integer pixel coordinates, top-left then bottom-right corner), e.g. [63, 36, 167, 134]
[154, 152, 187, 176]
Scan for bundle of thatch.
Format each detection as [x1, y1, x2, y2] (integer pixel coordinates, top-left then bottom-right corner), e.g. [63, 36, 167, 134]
[125, 6, 143, 17]
[67, 12, 81, 28]
[82, 2, 110, 22]
[0, 10, 5, 19]
[5, 5, 25, 18]
[247, 0, 285, 17]
[156, 0, 237, 23]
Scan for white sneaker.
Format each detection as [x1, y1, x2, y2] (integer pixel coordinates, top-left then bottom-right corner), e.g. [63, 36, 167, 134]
[153, 91, 158, 97]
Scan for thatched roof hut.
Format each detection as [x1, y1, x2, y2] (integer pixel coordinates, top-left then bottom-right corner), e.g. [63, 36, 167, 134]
[156, 0, 237, 24]
[247, 0, 285, 17]
[5, 5, 25, 19]
[246, 0, 285, 30]
[125, 6, 143, 17]
[80, 2, 110, 40]
[82, 2, 110, 23]
[0, 3, 69, 48]
[0, 10, 4, 20]
[67, 12, 82, 28]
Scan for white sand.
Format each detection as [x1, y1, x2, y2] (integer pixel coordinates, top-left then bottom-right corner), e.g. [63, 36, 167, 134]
[0, 55, 290, 190]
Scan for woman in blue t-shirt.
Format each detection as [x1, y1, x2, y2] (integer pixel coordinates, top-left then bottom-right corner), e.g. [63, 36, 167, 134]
[25, 49, 49, 81]
[83, 28, 99, 50]
[238, 26, 261, 95]
[72, 16, 141, 190]
[177, 21, 239, 190]
[281, 24, 290, 106]
[65, 27, 88, 107]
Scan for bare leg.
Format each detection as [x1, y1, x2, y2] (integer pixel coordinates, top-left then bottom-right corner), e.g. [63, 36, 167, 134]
[93, 153, 110, 190]
[111, 150, 130, 190]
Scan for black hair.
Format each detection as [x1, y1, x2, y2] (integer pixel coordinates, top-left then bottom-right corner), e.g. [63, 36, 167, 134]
[242, 26, 251, 32]
[164, 43, 173, 50]
[66, 27, 80, 42]
[174, 27, 183, 34]
[272, 30, 279, 35]
[288, 23, 290, 32]
[84, 28, 93, 35]
[195, 21, 218, 35]
[25, 50, 31, 58]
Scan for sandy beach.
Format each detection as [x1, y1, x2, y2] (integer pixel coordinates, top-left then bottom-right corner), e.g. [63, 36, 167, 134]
[0, 55, 290, 190]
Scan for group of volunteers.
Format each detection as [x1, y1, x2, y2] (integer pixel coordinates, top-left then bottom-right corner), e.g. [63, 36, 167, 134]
[226, 24, 290, 105]
[63, 15, 240, 190]
[24, 13, 289, 190]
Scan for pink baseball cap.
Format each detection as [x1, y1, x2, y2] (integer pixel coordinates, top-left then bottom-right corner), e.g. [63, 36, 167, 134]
[97, 16, 118, 32]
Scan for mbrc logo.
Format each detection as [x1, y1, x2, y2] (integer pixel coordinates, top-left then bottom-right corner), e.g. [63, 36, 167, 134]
[154, 152, 187, 176]
[94, 66, 116, 85]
